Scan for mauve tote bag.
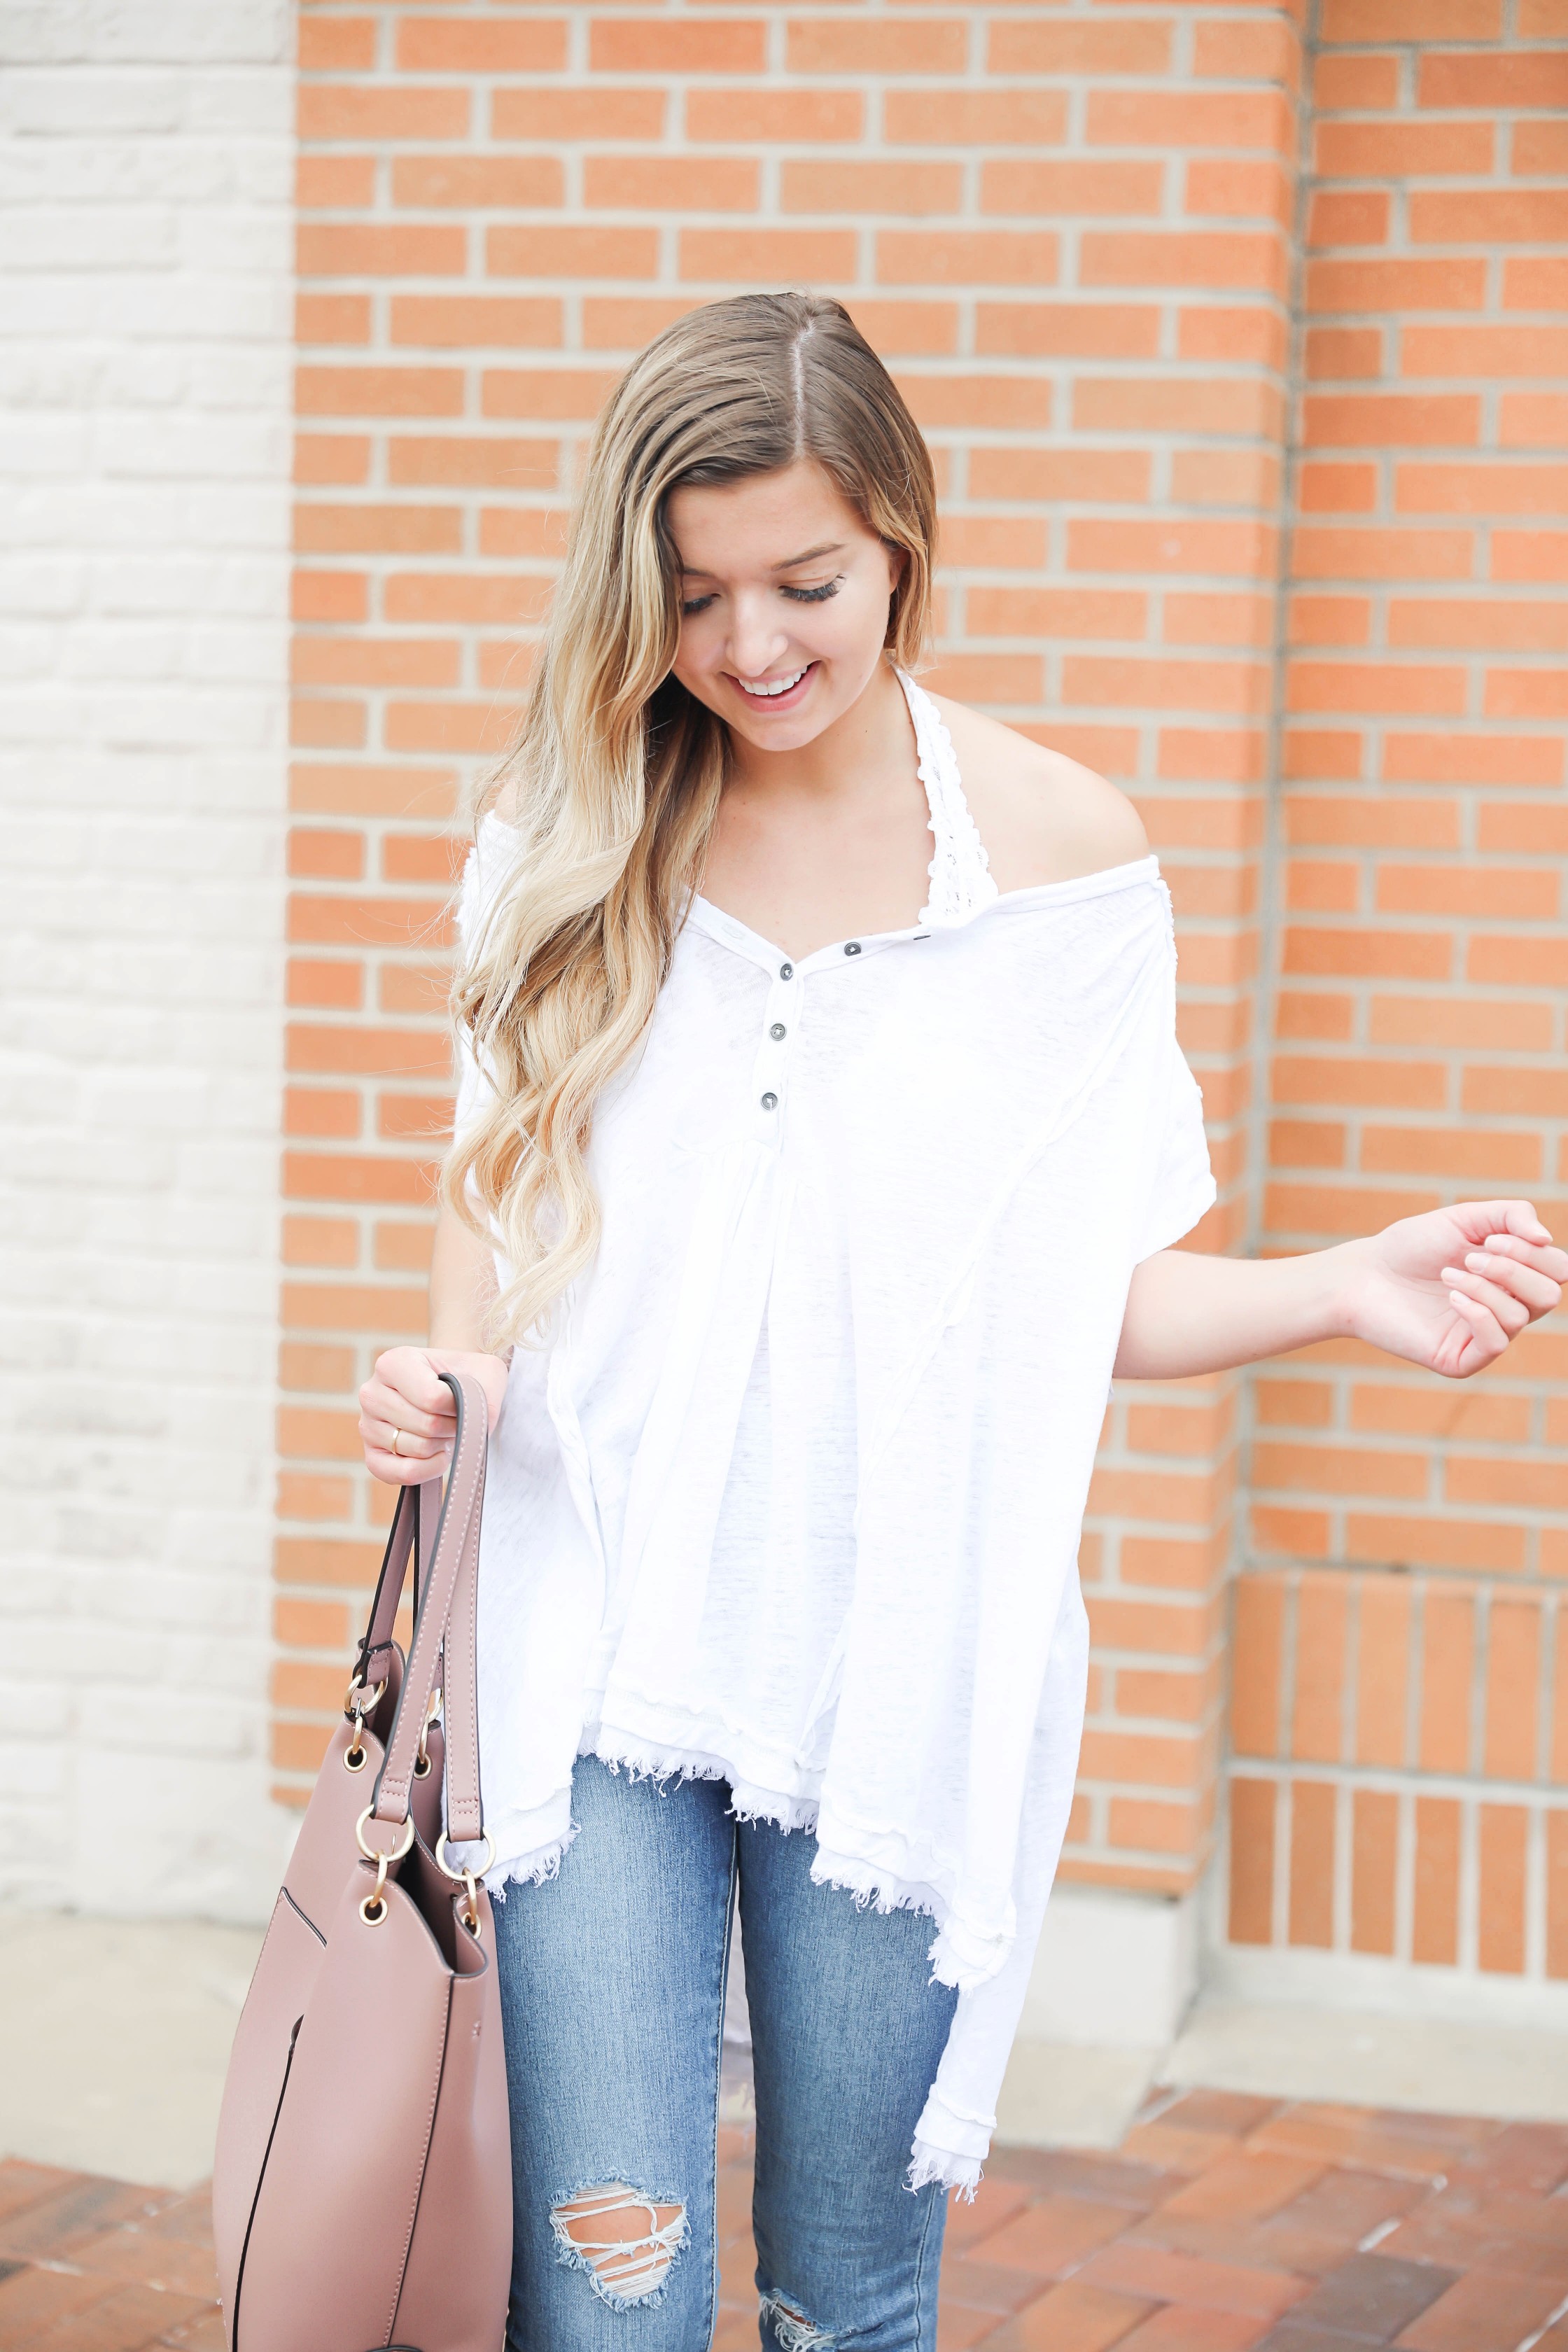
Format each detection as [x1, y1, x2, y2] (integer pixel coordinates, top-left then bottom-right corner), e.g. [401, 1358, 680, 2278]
[213, 1372, 511, 2352]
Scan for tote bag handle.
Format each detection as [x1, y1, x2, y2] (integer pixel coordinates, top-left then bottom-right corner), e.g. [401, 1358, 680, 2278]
[363, 1370, 491, 1857]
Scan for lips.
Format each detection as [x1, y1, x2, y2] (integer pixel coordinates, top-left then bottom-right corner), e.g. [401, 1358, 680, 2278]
[729, 662, 816, 710]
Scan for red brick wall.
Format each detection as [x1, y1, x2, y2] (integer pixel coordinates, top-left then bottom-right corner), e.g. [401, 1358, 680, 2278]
[282, 3, 1564, 1977]
[1230, 1, 1568, 1982]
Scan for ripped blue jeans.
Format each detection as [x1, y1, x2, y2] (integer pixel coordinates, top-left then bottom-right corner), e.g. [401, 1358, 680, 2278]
[493, 1756, 958, 2351]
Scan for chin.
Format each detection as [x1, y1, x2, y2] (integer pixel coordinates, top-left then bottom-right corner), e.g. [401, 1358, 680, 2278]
[743, 720, 827, 748]
[733, 706, 833, 752]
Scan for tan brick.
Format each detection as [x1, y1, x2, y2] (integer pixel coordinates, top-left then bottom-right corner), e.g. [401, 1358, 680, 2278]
[587, 155, 759, 212]
[591, 18, 765, 74]
[788, 19, 966, 74]
[297, 223, 467, 278]
[876, 229, 1059, 288]
[298, 85, 468, 143]
[1229, 1779, 1278, 1945]
[487, 224, 659, 279]
[491, 88, 666, 143]
[296, 154, 375, 210]
[884, 89, 1069, 147]
[394, 17, 566, 73]
[681, 227, 858, 284]
[391, 156, 562, 210]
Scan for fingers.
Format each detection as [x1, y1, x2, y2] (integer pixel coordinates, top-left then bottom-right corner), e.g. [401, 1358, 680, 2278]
[1434, 1214, 1565, 1373]
[1441, 1265, 1532, 1338]
[424, 1345, 514, 1432]
[358, 1390, 449, 1460]
[358, 1347, 461, 1478]
[365, 1438, 452, 1488]
[369, 1345, 458, 1415]
[360, 1410, 447, 1460]
[1476, 1232, 1568, 1286]
[1497, 1199, 1555, 1247]
[1441, 1284, 1511, 1369]
[1448, 1198, 1555, 1250]
[359, 1427, 450, 1483]
[1464, 1247, 1562, 1317]
[358, 1376, 455, 1446]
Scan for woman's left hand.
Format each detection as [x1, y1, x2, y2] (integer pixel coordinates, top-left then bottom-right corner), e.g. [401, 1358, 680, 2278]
[1346, 1199, 1567, 1378]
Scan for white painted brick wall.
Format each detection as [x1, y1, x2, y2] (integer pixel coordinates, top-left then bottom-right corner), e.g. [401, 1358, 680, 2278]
[0, 0, 295, 1921]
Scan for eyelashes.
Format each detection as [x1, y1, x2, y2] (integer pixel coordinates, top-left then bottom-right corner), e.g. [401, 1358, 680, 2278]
[679, 575, 844, 618]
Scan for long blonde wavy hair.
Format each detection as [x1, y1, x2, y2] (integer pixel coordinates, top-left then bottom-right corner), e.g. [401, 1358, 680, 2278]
[444, 290, 938, 1345]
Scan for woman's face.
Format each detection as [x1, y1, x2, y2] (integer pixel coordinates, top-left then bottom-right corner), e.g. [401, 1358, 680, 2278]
[665, 459, 903, 753]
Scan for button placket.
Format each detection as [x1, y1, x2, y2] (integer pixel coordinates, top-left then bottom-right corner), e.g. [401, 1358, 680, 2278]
[753, 958, 802, 1135]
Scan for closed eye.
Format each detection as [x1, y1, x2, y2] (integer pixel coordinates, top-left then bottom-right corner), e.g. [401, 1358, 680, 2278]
[680, 575, 843, 617]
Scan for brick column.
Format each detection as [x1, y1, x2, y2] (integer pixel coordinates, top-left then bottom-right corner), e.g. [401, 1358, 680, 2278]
[1228, 4, 1568, 1998]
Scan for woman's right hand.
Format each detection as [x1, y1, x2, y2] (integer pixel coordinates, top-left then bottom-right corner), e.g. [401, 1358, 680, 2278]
[358, 1345, 511, 1485]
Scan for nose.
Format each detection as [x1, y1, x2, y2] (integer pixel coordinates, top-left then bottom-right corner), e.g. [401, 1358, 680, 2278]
[724, 593, 789, 682]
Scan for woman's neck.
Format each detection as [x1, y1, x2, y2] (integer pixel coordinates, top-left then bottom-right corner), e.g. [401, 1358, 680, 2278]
[700, 659, 935, 957]
[722, 656, 913, 808]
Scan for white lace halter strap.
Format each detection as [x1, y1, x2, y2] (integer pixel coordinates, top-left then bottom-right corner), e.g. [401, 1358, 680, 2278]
[896, 668, 1001, 931]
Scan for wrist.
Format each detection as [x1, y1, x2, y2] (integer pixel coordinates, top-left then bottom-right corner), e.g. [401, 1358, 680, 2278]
[1317, 1237, 1371, 1345]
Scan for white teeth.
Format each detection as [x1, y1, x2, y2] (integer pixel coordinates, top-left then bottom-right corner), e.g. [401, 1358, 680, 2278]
[735, 667, 807, 698]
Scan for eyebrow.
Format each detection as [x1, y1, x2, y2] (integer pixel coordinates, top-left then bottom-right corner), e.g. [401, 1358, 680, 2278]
[678, 540, 846, 579]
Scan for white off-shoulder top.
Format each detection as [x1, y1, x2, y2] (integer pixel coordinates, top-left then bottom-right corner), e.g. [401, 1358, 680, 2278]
[451, 669, 1216, 2190]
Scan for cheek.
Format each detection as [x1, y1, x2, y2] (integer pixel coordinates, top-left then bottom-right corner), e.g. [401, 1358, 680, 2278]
[669, 620, 735, 716]
[822, 572, 895, 651]
[671, 611, 718, 679]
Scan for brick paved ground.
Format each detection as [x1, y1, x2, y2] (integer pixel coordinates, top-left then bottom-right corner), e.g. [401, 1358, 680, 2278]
[8, 2087, 1568, 2351]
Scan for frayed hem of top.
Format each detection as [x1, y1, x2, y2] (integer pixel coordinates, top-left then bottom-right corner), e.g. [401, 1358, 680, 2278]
[727, 1792, 820, 1835]
[585, 1738, 727, 1791]
[584, 1735, 822, 1835]
[486, 1821, 578, 1899]
[906, 2141, 983, 2201]
[806, 1852, 1012, 1996]
[811, 1852, 941, 1926]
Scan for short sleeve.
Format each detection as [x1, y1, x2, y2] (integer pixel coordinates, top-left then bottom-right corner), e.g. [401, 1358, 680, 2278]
[1135, 1028, 1216, 1261]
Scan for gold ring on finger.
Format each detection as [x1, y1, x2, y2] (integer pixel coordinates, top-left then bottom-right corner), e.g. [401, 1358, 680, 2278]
[391, 1427, 404, 1457]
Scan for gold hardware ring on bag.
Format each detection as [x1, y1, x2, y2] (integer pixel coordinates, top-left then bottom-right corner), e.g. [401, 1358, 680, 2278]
[341, 1671, 388, 1773]
[435, 1830, 495, 1937]
[355, 1807, 416, 1926]
[343, 1670, 387, 1720]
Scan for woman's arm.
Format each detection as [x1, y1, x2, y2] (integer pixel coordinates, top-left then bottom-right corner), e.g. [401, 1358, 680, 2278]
[1116, 1198, 1567, 1383]
[358, 1200, 512, 1483]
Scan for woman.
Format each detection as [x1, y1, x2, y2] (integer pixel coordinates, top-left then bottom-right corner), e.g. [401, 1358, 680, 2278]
[358, 293, 1562, 2352]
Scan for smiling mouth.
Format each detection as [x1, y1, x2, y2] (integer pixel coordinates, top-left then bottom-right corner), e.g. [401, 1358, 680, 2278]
[732, 664, 813, 700]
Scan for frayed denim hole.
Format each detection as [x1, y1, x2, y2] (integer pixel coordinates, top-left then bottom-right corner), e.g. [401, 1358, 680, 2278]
[548, 2181, 689, 2311]
[759, 2286, 836, 2351]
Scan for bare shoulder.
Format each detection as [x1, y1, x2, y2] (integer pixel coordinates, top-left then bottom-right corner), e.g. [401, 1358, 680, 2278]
[928, 692, 1149, 892]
